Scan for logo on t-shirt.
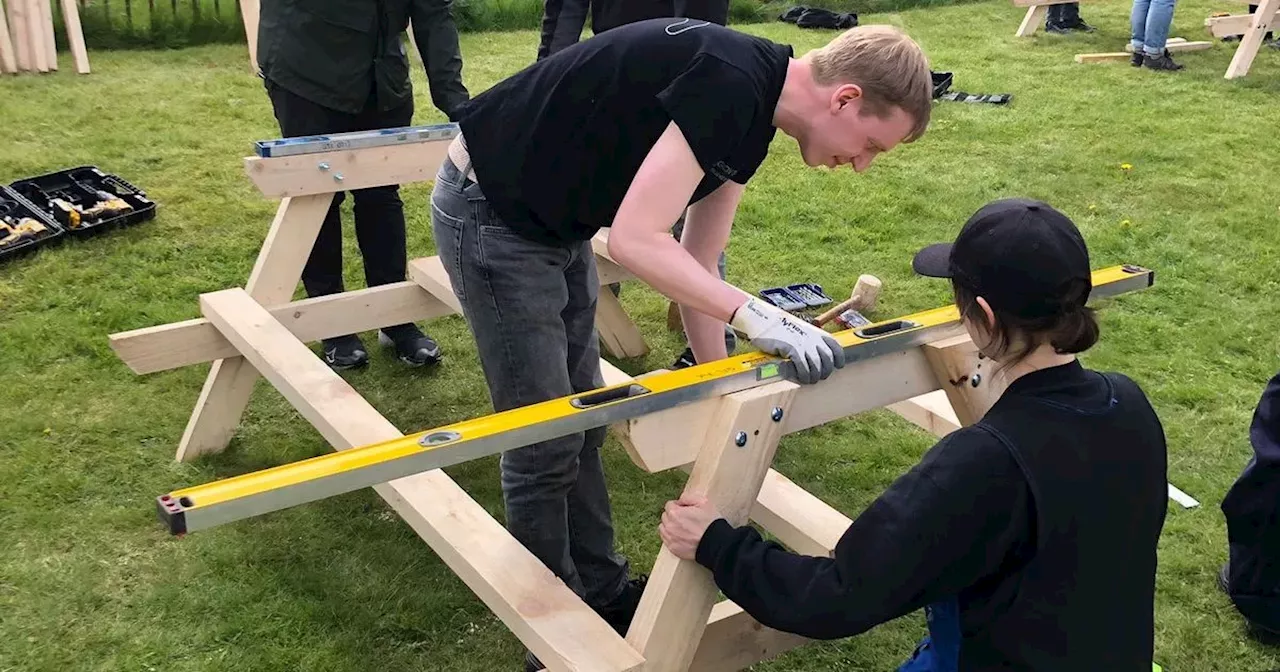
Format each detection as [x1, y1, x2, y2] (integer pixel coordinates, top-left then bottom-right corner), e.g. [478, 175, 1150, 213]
[665, 18, 712, 35]
[711, 160, 737, 181]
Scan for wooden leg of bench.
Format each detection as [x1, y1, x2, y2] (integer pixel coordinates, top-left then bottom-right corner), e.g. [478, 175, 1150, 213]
[624, 382, 798, 671]
[1017, 5, 1048, 36]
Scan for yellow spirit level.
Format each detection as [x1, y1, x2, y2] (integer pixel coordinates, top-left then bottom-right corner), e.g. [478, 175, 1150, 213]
[157, 264, 1154, 535]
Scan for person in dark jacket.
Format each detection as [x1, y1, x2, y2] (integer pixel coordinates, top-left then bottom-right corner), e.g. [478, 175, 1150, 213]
[256, 0, 469, 370]
[660, 198, 1169, 671]
[1220, 369, 1280, 641]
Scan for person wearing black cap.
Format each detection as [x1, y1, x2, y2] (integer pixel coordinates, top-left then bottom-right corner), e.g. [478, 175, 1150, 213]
[658, 198, 1170, 671]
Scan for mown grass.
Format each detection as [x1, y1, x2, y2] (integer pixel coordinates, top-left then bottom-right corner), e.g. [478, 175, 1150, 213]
[1, 2, 1279, 670]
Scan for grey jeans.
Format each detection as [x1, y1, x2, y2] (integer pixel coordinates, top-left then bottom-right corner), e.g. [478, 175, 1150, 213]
[430, 155, 630, 609]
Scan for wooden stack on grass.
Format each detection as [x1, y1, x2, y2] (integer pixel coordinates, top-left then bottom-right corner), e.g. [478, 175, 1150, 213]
[0, 0, 89, 75]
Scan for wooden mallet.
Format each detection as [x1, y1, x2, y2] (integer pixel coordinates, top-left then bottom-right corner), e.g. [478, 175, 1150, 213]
[812, 274, 882, 328]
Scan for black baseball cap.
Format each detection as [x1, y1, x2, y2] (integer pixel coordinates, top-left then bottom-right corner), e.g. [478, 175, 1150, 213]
[911, 198, 1092, 318]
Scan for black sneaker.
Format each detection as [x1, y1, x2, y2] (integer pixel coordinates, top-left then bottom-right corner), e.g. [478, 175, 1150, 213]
[322, 334, 368, 370]
[522, 575, 648, 671]
[1131, 50, 1144, 67]
[672, 347, 697, 370]
[1063, 17, 1095, 32]
[378, 325, 442, 366]
[1045, 21, 1072, 34]
[1143, 51, 1184, 71]
[598, 574, 649, 636]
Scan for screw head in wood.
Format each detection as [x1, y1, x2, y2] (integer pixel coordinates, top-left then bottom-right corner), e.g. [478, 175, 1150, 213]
[334, 173, 345, 182]
[318, 162, 330, 171]
[971, 374, 982, 388]
[735, 431, 748, 447]
[771, 407, 784, 422]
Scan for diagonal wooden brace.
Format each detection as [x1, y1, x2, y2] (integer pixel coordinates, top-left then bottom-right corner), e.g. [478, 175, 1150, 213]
[199, 287, 644, 672]
[625, 382, 798, 671]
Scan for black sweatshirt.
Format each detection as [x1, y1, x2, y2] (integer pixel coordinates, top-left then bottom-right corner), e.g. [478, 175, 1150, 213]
[695, 360, 1168, 671]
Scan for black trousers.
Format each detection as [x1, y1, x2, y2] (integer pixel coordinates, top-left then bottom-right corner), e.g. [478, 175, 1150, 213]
[537, 0, 728, 60]
[1223, 370, 1280, 633]
[266, 81, 416, 315]
[1046, 3, 1081, 24]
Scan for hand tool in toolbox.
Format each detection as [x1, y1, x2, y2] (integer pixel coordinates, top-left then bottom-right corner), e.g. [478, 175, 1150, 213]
[0, 185, 63, 264]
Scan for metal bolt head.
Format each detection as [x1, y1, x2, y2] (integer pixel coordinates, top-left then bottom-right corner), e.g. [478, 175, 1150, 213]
[971, 373, 982, 388]
[734, 431, 748, 447]
[318, 162, 330, 171]
[771, 407, 784, 422]
[334, 173, 345, 183]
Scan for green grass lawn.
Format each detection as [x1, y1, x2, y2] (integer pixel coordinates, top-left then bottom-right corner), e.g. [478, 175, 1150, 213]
[2, 2, 1279, 670]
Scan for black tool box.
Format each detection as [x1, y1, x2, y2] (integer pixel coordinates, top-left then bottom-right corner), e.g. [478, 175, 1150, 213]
[0, 185, 65, 265]
[9, 166, 156, 240]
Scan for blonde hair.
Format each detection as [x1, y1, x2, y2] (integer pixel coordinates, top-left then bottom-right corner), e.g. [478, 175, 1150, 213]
[808, 25, 933, 142]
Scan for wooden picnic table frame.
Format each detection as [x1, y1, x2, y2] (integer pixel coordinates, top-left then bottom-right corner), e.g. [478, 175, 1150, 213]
[108, 133, 1074, 671]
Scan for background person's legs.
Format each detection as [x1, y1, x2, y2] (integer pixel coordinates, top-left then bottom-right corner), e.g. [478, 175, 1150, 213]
[349, 94, 441, 364]
[264, 80, 369, 368]
[1135, 0, 1182, 69]
[537, 0, 590, 60]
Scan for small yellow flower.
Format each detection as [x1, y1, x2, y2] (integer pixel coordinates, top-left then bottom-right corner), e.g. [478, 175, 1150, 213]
[1120, 219, 1132, 228]
[1088, 203, 1097, 211]
[1120, 163, 1133, 171]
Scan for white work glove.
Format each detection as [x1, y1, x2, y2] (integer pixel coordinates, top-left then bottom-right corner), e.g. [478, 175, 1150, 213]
[730, 298, 845, 384]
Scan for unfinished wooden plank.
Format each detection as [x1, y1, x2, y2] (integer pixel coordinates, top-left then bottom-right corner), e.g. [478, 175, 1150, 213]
[626, 382, 798, 672]
[176, 194, 333, 462]
[199, 287, 641, 672]
[690, 600, 811, 672]
[58, 0, 86, 73]
[596, 288, 649, 359]
[601, 359, 855, 564]
[1226, 0, 1279, 78]
[24, 0, 45, 71]
[922, 334, 1007, 427]
[38, 0, 52, 69]
[1207, 13, 1261, 38]
[1074, 51, 1132, 63]
[594, 252, 633, 286]
[0, 0, 17, 73]
[109, 281, 452, 375]
[620, 346, 943, 474]
[1016, 5, 1049, 36]
[240, 0, 260, 73]
[750, 469, 851, 557]
[9, 0, 29, 71]
[888, 389, 962, 438]
[406, 255, 466, 315]
[1124, 39, 1212, 52]
[245, 140, 452, 198]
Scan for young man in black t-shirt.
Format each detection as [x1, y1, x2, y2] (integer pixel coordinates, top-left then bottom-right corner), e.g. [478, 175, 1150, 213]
[428, 20, 932, 666]
[659, 199, 1169, 671]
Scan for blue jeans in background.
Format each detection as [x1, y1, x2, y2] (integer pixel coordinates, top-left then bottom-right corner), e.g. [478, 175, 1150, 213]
[1131, 0, 1177, 55]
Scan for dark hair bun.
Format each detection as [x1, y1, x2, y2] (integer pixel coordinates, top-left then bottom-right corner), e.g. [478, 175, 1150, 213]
[1050, 305, 1100, 354]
